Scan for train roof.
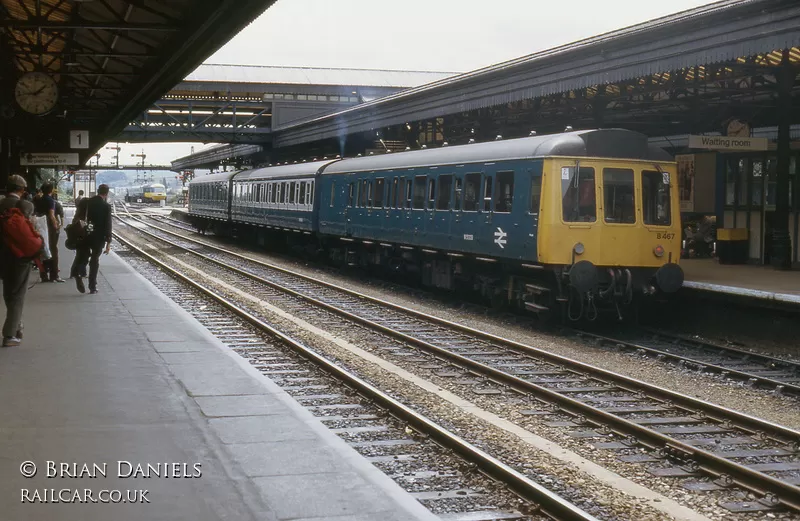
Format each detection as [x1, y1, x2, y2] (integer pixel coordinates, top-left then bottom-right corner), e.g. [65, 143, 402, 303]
[188, 171, 238, 186]
[323, 129, 672, 174]
[232, 160, 338, 182]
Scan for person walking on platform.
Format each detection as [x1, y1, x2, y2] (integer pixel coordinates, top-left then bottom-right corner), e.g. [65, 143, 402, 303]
[0, 175, 38, 346]
[53, 195, 65, 279]
[70, 184, 112, 294]
[74, 190, 84, 207]
[37, 183, 65, 283]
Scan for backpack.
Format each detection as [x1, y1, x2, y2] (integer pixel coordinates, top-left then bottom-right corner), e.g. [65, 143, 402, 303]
[65, 198, 90, 251]
[0, 207, 43, 259]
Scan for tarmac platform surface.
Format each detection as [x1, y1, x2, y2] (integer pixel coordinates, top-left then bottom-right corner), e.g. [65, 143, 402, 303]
[682, 258, 800, 304]
[0, 236, 438, 521]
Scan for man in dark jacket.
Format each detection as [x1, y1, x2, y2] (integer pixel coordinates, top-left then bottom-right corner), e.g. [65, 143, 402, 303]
[70, 184, 112, 294]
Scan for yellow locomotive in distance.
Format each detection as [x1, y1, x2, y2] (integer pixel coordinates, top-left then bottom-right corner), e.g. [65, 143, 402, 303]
[125, 183, 167, 204]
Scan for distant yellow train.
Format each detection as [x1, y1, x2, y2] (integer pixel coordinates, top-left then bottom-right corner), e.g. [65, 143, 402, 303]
[125, 183, 166, 203]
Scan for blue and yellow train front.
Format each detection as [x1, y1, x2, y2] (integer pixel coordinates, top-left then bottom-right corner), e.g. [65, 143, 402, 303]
[537, 157, 684, 320]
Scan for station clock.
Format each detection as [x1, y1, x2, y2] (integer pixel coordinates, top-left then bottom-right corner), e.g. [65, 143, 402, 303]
[14, 72, 59, 115]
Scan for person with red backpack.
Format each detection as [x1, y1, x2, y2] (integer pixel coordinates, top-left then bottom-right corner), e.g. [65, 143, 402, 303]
[0, 174, 42, 347]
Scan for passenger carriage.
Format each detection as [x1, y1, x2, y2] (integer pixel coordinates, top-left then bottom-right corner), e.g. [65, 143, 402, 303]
[187, 171, 235, 225]
[229, 162, 327, 234]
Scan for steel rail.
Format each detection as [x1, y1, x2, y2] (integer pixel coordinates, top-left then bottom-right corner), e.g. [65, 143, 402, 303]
[118, 215, 800, 512]
[640, 327, 800, 371]
[569, 329, 800, 396]
[112, 231, 598, 521]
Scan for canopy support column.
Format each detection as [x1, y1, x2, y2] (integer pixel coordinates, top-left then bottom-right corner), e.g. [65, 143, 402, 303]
[771, 49, 794, 269]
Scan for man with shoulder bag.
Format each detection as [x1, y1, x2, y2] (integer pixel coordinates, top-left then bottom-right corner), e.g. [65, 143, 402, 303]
[0, 175, 43, 347]
[69, 184, 112, 294]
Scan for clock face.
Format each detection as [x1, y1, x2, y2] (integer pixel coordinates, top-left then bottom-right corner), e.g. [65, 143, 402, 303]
[14, 72, 59, 115]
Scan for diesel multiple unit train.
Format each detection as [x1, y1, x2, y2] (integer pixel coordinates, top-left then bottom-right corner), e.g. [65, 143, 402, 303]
[188, 129, 684, 321]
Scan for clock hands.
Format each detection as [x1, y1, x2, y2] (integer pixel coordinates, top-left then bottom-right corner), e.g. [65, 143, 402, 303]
[19, 86, 51, 97]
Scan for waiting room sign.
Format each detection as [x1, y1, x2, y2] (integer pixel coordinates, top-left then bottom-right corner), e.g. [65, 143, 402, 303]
[688, 135, 768, 151]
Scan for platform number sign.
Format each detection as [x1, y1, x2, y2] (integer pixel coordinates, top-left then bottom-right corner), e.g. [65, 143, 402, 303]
[69, 130, 89, 149]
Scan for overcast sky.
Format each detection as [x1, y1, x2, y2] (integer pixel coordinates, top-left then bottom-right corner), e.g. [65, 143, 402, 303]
[97, 0, 719, 167]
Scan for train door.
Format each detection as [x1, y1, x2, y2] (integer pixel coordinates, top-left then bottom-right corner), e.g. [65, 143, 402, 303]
[343, 178, 358, 237]
[371, 177, 387, 241]
[537, 160, 600, 266]
[451, 171, 482, 254]
[386, 175, 401, 239]
[486, 168, 524, 259]
[430, 172, 454, 249]
[598, 164, 639, 266]
[474, 169, 496, 252]
[411, 174, 427, 236]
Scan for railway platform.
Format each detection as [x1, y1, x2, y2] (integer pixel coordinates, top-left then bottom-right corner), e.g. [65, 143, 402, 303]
[681, 259, 800, 306]
[0, 240, 438, 521]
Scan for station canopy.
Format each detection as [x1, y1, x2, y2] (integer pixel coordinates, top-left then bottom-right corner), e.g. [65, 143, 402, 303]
[0, 0, 275, 163]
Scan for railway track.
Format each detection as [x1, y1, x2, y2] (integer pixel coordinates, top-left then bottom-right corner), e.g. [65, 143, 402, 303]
[149, 212, 800, 399]
[111, 231, 596, 521]
[572, 328, 800, 397]
[114, 210, 800, 515]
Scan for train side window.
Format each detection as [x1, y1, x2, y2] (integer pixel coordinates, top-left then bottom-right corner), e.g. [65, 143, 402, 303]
[483, 176, 493, 212]
[367, 180, 374, 207]
[330, 181, 336, 207]
[348, 182, 355, 207]
[463, 173, 480, 211]
[299, 181, 307, 207]
[405, 179, 413, 208]
[437, 174, 453, 210]
[412, 176, 426, 209]
[603, 168, 635, 223]
[494, 171, 513, 213]
[562, 166, 596, 222]
[529, 176, 542, 213]
[290, 182, 297, 205]
[309, 181, 314, 206]
[374, 178, 385, 208]
[642, 170, 672, 226]
[428, 178, 436, 209]
[453, 177, 462, 210]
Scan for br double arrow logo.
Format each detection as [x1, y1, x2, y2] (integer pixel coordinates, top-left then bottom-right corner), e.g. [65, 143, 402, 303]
[494, 227, 507, 249]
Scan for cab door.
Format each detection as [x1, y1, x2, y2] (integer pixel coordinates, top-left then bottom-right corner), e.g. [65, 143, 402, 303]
[597, 165, 638, 266]
[537, 159, 601, 266]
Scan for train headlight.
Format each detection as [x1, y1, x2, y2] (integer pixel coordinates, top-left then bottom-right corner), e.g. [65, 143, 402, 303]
[573, 242, 585, 255]
[653, 245, 665, 257]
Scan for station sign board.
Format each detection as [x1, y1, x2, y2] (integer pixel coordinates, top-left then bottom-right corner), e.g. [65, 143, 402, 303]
[688, 135, 768, 151]
[69, 130, 90, 149]
[19, 152, 80, 166]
